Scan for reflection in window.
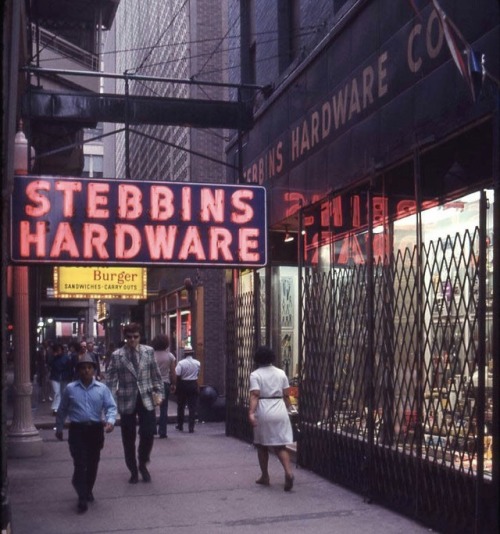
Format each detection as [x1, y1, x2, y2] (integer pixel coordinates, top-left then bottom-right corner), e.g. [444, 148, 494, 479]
[300, 186, 494, 477]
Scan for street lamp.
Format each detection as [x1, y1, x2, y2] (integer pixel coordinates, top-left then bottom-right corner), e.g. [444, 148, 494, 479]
[7, 123, 42, 457]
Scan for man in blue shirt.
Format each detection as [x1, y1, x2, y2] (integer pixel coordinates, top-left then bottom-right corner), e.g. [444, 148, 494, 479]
[56, 353, 117, 514]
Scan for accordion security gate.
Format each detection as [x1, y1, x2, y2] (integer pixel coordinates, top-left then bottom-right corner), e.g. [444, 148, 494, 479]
[298, 211, 495, 532]
[226, 194, 496, 533]
[226, 272, 259, 444]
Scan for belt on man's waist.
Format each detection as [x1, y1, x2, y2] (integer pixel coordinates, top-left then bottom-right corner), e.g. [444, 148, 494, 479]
[70, 421, 102, 427]
[259, 396, 283, 400]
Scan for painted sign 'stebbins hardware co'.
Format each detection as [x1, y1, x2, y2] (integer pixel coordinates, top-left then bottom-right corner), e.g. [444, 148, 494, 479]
[11, 176, 267, 267]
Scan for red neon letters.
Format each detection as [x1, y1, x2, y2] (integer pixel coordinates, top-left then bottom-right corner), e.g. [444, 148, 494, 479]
[14, 177, 266, 266]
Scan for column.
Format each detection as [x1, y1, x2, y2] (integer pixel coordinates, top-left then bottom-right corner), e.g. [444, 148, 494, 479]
[7, 266, 42, 457]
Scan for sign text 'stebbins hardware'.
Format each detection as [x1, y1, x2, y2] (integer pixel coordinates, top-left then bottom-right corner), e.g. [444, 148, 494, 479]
[11, 176, 267, 267]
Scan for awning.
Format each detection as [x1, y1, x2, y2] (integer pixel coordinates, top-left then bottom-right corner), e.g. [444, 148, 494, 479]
[23, 90, 254, 130]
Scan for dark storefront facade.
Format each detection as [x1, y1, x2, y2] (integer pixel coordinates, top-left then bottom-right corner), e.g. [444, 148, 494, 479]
[225, 1, 499, 532]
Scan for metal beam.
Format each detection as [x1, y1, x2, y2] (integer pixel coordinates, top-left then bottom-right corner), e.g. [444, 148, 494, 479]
[23, 90, 254, 130]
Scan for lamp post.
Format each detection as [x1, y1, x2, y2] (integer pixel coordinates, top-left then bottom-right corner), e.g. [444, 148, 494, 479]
[7, 124, 42, 458]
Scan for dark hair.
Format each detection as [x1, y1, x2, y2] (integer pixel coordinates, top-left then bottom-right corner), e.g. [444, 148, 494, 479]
[151, 334, 170, 351]
[123, 322, 141, 336]
[68, 341, 80, 352]
[253, 346, 276, 366]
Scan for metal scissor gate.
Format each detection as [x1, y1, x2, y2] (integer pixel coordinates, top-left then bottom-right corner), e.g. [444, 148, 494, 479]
[226, 190, 496, 533]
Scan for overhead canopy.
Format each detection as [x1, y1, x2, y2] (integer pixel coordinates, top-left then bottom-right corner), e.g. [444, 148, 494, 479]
[23, 90, 254, 130]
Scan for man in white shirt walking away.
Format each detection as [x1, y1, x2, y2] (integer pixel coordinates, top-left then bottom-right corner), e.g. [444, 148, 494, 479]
[175, 348, 200, 433]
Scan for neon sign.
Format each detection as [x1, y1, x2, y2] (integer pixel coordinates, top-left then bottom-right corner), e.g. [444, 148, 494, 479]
[11, 176, 267, 266]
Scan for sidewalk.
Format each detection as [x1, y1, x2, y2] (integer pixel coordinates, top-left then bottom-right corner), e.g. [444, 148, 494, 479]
[6, 397, 431, 533]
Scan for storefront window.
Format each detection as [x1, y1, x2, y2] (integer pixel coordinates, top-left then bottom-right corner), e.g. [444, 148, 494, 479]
[147, 290, 191, 357]
[300, 171, 494, 476]
[169, 313, 177, 354]
[180, 310, 192, 350]
[149, 298, 164, 339]
[415, 189, 494, 476]
[271, 266, 299, 382]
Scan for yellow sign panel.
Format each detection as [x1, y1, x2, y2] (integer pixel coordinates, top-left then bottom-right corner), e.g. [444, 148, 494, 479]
[54, 267, 147, 299]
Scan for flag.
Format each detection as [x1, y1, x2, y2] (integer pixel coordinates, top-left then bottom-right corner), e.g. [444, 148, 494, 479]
[430, 0, 483, 101]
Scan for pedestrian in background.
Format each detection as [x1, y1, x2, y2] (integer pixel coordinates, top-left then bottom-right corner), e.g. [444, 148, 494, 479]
[152, 334, 176, 439]
[36, 340, 52, 402]
[86, 340, 102, 378]
[104, 341, 116, 372]
[175, 348, 200, 433]
[48, 342, 72, 415]
[106, 323, 163, 483]
[55, 353, 116, 514]
[248, 346, 294, 491]
[68, 340, 81, 378]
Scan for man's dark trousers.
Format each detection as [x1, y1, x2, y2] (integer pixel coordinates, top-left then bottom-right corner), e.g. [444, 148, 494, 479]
[176, 380, 199, 431]
[120, 393, 156, 474]
[68, 422, 104, 500]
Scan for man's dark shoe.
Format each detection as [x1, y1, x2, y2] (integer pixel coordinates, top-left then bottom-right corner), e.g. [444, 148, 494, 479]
[77, 499, 88, 513]
[175, 425, 183, 431]
[86, 492, 95, 502]
[129, 471, 139, 484]
[139, 464, 151, 482]
[189, 428, 194, 433]
[159, 434, 167, 439]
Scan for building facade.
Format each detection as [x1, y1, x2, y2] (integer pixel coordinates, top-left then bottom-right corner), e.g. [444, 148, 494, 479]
[224, 1, 499, 532]
[24, 1, 119, 350]
[105, 0, 230, 393]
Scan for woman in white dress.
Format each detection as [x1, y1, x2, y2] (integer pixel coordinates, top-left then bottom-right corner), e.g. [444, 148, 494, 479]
[248, 346, 294, 491]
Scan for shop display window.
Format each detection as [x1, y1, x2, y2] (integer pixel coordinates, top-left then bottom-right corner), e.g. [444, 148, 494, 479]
[300, 183, 494, 477]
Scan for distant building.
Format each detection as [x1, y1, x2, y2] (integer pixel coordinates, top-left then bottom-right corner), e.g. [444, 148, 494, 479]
[103, 0, 230, 392]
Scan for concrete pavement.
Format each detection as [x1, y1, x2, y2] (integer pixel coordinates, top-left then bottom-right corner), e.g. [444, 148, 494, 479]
[6, 395, 432, 534]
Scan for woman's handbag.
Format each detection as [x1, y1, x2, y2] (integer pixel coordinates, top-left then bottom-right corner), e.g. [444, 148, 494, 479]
[288, 408, 300, 442]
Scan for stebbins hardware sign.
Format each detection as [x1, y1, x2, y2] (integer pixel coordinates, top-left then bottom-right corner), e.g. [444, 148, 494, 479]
[11, 176, 267, 267]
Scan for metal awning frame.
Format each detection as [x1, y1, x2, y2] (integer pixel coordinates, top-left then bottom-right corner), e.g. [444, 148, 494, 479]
[31, 125, 240, 173]
[21, 65, 271, 180]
